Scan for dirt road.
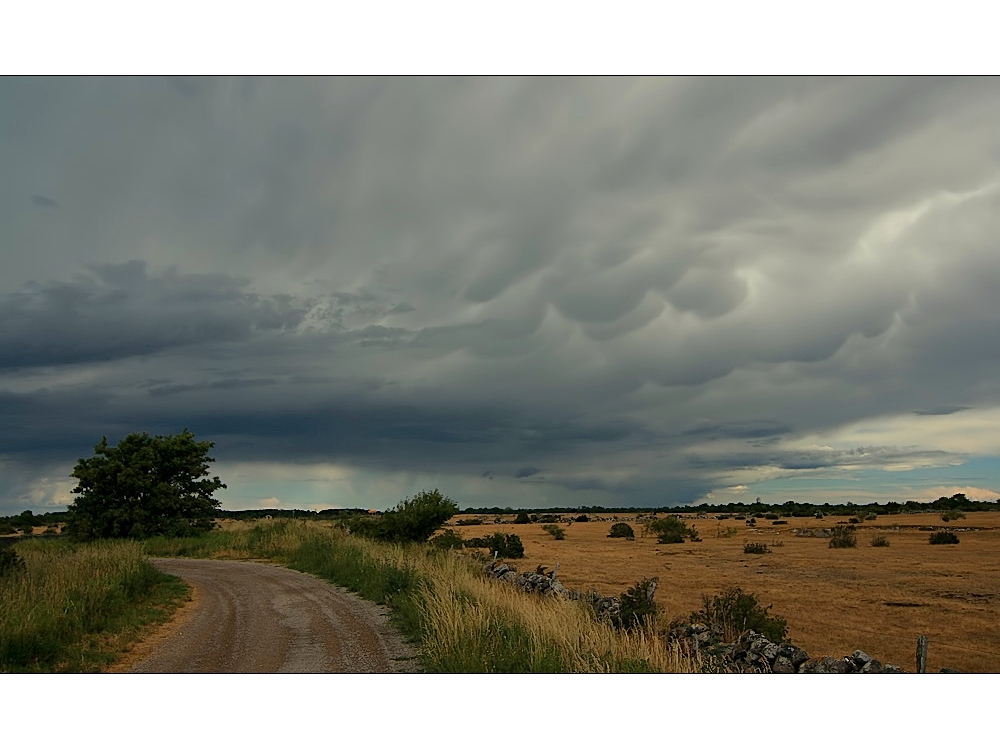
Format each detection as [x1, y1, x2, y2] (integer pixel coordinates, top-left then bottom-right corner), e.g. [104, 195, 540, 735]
[125, 558, 419, 673]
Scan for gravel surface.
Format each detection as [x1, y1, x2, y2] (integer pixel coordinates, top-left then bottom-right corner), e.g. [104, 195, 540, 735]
[127, 558, 420, 673]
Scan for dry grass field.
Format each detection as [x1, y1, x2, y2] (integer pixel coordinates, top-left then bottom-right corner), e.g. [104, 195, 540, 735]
[447, 511, 1000, 673]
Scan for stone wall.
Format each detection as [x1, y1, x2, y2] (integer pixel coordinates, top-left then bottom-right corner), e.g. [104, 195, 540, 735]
[481, 557, 917, 673]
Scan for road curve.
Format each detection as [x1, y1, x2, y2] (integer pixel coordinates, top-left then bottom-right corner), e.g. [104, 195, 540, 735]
[128, 558, 420, 673]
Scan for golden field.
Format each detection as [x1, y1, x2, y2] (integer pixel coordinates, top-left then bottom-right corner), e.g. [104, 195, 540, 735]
[446, 511, 1000, 673]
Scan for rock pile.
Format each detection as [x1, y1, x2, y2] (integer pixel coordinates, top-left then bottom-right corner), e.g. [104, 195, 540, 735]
[669, 623, 904, 673]
[482, 558, 623, 624]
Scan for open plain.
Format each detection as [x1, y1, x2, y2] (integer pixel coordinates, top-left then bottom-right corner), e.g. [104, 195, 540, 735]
[450, 510, 1000, 673]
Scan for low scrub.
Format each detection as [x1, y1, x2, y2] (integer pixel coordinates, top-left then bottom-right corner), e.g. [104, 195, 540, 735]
[464, 532, 525, 559]
[612, 578, 658, 631]
[541, 524, 565, 540]
[345, 489, 457, 543]
[607, 522, 635, 540]
[430, 528, 465, 550]
[692, 586, 788, 643]
[941, 510, 966, 522]
[645, 516, 699, 544]
[743, 541, 771, 555]
[871, 535, 890, 547]
[829, 526, 857, 548]
[929, 531, 960, 545]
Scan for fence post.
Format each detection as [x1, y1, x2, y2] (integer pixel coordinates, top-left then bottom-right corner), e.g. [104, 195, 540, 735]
[916, 635, 929, 674]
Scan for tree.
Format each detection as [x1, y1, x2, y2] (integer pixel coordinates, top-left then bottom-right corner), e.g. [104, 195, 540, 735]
[67, 429, 226, 539]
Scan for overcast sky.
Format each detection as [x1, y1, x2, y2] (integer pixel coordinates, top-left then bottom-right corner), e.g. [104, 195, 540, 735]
[3, 76, 1000, 514]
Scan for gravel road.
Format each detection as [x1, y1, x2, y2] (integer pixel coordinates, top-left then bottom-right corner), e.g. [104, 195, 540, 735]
[126, 558, 420, 673]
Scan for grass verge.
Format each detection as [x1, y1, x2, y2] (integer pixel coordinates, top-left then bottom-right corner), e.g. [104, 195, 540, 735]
[1, 538, 189, 672]
[143, 519, 700, 673]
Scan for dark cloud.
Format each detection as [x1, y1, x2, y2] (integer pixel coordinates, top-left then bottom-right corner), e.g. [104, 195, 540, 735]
[3, 78, 1000, 513]
[31, 194, 60, 210]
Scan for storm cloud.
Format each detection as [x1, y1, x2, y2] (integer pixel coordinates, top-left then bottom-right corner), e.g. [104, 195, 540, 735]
[3, 77, 1000, 513]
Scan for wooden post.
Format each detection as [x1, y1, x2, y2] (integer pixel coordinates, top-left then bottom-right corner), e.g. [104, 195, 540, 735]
[916, 635, 929, 674]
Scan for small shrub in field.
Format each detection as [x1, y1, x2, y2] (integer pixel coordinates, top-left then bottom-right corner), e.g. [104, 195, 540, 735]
[829, 526, 857, 548]
[871, 535, 890, 547]
[513, 512, 531, 525]
[575, 514, 590, 523]
[613, 577, 658, 631]
[0, 545, 26, 577]
[346, 489, 458, 543]
[455, 518, 483, 526]
[464, 532, 525, 558]
[764, 513, 779, 521]
[743, 541, 771, 555]
[541, 524, 565, 540]
[772, 520, 787, 525]
[941, 510, 966, 522]
[849, 517, 861, 524]
[929, 531, 959, 545]
[692, 587, 788, 643]
[430, 528, 464, 550]
[607, 522, 635, 539]
[645, 516, 697, 544]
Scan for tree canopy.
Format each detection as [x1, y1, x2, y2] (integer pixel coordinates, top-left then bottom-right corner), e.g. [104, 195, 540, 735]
[346, 489, 457, 543]
[67, 429, 226, 539]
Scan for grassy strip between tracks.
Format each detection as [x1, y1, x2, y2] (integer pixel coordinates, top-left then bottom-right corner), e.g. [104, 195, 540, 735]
[0, 538, 189, 672]
[142, 519, 700, 673]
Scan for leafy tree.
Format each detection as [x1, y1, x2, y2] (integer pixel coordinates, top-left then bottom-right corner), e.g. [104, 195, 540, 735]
[644, 516, 697, 544]
[346, 489, 458, 543]
[67, 429, 226, 539]
[613, 578, 659, 630]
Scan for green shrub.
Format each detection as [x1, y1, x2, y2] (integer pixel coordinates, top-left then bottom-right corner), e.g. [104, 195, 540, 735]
[541, 524, 565, 540]
[743, 541, 770, 555]
[607, 522, 635, 539]
[513, 512, 531, 525]
[829, 526, 857, 548]
[929, 531, 960, 545]
[464, 532, 525, 559]
[346, 489, 458, 543]
[692, 587, 788, 643]
[871, 535, 890, 547]
[455, 518, 483, 526]
[575, 514, 590, 523]
[612, 578, 658, 631]
[0, 545, 26, 577]
[645, 516, 697, 544]
[430, 528, 465, 550]
[941, 510, 966, 522]
[849, 517, 861, 524]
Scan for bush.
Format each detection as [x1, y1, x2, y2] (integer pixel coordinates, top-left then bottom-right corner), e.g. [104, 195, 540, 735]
[465, 532, 525, 558]
[0, 545, 26, 577]
[941, 510, 966, 522]
[429, 528, 465, 550]
[346, 489, 458, 543]
[929, 531, 960, 545]
[541, 524, 566, 540]
[871, 535, 890, 547]
[692, 587, 788, 643]
[645, 516, 697, 544]
[607, 522, 635, 540]
[575, 514, 590, 523]
[612, 578, 658, 631]
[743, 541, 771, 555]
[849, 516, 861, 524]
[513, 512, 531, 525]
[829, 526, 857, 548]
[455, 518, 483, 526]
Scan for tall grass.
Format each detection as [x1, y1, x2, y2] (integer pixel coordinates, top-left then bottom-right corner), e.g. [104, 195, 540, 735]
[144, 520, 700, 673]
[0, 539, 186, 672]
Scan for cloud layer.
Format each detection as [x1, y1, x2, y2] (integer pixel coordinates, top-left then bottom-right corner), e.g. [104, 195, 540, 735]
[3, 77, 1000, 512]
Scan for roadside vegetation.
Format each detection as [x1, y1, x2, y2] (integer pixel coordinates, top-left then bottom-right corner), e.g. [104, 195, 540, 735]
[0, 539, 188, 672]
[143, 518, 700, 673]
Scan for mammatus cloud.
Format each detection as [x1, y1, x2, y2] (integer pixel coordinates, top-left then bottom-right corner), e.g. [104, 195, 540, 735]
[3, 77, 1000, 513]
